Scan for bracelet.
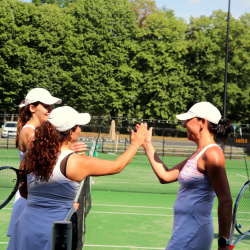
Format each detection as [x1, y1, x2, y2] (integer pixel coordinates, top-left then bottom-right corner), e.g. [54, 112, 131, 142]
[131, 143, 139, 150]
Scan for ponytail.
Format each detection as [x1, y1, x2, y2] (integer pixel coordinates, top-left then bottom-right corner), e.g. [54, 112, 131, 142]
[208, 118, 233, 144]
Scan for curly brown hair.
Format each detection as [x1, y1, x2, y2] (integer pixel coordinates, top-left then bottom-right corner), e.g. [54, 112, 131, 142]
[23, 121, 77, 181]
[15, 101, 40, 148]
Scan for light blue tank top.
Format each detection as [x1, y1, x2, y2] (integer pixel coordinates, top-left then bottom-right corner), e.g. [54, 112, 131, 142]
[166, 144, 221, 250]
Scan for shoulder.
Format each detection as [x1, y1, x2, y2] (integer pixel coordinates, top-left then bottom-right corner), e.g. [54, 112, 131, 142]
[204, 145, 225, 167]
[66, 153, 93, 182]
[20, 126, 35, 138]
[18, 126, 35, 151]
[69, 153, 92, 165]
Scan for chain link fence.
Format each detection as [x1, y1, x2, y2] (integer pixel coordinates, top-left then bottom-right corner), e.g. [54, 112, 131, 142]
[1, 114, 250, 159]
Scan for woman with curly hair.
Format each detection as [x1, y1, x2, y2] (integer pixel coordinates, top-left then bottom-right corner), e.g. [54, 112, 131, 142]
[7, 106, 148, 250]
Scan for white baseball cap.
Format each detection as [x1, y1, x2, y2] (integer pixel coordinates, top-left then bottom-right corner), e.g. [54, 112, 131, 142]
[19, 88, 62, 108]
[48, 106, 91, 131]
[176, 102, 222, 125]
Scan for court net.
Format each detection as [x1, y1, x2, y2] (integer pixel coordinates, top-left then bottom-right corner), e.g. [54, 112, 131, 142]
[74, 176, 91, 250]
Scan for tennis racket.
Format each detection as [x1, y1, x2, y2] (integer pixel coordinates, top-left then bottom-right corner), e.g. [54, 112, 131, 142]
[0, 166, 25, 209]
[229, 180, 250, 249]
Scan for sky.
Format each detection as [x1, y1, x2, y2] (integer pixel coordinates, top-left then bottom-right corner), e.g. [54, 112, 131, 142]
[21, 0, 250, 22]
[155, 0, 250, 21]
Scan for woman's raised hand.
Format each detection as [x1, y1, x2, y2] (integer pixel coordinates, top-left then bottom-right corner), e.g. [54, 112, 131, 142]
[135, 124, 153, 149]
[131, 123, 148, 149]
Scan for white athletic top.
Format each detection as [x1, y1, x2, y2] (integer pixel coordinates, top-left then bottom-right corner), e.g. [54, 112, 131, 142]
[166, 144, 220, 250]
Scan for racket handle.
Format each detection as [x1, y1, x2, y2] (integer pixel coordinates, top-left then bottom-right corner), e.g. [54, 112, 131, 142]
[229, 245, 235, 250]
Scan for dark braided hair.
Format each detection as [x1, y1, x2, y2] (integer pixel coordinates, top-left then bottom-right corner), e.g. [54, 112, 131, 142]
[208, 118, 233, 144]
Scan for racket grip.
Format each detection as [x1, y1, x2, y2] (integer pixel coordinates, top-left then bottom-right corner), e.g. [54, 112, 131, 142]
[229, 245, 235, 250]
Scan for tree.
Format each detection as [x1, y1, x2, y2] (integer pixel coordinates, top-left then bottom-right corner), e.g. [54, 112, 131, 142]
[61, 0, 141, 116]
[129, 0, 157, 28]
[131, 10, 190, 120]
[0, 0, 75, 114]
[32, 0, 76, 7]
[185, 10, 250, 123]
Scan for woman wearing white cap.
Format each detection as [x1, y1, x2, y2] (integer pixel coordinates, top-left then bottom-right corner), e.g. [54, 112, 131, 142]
[7, 88, 62, 237]
[7, 88, 87, 237]
[7, 106, 148, 250]
[140, 102, 233, 250]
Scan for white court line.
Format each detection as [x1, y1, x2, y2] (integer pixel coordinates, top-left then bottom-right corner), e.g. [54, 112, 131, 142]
[93, 204, 173, 210]
[91, 211, 172, 216]
[83, 245, 164, 249]
[0, 243, 163, 249]
[236, 174, 248, 179]
[92, 204, 217, 213]
[91, 211, 219, 218]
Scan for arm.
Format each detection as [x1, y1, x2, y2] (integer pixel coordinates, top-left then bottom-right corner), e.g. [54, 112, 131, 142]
[66, 123, 148, 181]
[19, 157, 28, 199]
[18, 127, 35, 152]
[143, 127, 188, 184]
[204, 147, 232, 250]
[19, 179, 28, 199]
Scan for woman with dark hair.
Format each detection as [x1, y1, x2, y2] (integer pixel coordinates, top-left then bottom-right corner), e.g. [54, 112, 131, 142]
[141, 102, 233, 250]
[7, 88, 87, 237]
[7, 88, 62, 237]
[16, 88, 62, 159]
[7, 106, 147, 250]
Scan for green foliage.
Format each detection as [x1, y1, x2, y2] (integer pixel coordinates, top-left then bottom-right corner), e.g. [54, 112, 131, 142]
[32, 0, 76, 7]
[186, 10, 250, 123]
[61, 0, 140, 115]
[0, 0, 250, 124]
[132, 11, 190, 120]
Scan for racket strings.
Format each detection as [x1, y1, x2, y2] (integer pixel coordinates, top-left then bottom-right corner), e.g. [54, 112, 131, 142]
[236, 185, 250, 234]
[0, 168, 18, 204]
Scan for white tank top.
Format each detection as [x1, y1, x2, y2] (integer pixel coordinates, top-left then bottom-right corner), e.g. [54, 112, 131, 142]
[18, 124, 36, 162]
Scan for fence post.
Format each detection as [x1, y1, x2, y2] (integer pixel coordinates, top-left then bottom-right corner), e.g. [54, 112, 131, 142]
[162, 137, 165, 157]
[7, 132, 9, 149]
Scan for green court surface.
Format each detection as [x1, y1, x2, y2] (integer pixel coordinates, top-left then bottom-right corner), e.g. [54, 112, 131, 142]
[84, 191, 250, 250]
[0, 150, 250, 249]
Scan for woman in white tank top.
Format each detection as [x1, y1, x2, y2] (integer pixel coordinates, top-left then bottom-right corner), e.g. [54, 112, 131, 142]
[141, 102, 233, 250]
[7, 88, 62, 237]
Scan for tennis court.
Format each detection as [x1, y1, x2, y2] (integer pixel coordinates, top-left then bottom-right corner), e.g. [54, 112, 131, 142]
[0, 149, 250, 249]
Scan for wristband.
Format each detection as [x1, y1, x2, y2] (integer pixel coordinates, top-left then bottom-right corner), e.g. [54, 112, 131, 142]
[218, 237, 230, 247]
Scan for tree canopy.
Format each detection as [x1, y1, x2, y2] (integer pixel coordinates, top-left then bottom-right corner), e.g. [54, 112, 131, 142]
[0, 0, 250, 124]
